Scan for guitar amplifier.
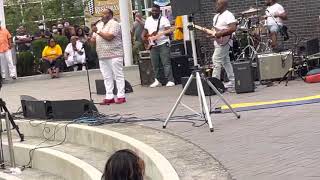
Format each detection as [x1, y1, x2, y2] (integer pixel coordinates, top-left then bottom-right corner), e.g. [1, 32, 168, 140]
[171, 55, 191, 84]
[138, 51, 155, 86]
[233, 61, 255, 94]
[257, 51, 293, 81]
[170, 40, 185, 57]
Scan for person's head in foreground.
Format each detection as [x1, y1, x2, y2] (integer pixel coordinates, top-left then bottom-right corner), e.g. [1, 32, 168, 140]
[102, 149, 145, 180]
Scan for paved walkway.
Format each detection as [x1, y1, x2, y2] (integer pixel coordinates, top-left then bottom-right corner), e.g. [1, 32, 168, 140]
[2, 68, 320, 180]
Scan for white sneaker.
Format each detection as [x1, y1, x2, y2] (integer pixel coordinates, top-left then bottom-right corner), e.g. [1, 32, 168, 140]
[166, 81, 175, 87]
[82, 66, 87, 71]
[150, 79, 161, 88]
[224, 81, 235, 88]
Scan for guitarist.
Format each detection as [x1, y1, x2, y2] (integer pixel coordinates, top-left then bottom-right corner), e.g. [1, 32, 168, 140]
[142, 4, 175, 88]
[211, 0, 237, 89]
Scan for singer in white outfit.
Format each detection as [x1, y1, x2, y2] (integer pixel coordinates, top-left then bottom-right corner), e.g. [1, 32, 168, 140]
[90, 8, 126, 105]
[64, 36, 86, 71]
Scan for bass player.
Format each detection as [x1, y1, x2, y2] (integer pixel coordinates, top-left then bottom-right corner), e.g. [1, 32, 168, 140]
[207, 0, 237, 89]
[141, 4, 175, 88]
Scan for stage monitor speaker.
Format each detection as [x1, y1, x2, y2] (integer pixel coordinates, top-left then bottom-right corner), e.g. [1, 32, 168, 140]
[171, 55, 191, 84]
[181, 77, 225, 96]
[49, 99, 98, 120]
[233, 61, 255, 94]
[171, 0, 200, 17]
[258, 51, 293, 81]
[95, 80, 133, 95]
[138, 51, 155, 86]
[21, 96, 98, 120]
[21, 100, 49, 119]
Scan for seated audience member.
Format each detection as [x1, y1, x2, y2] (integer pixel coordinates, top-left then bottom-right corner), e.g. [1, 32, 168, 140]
[76, 27, 88, 43]
[102, 149, 145, 180]
[42, 38, 63, 78]
[64, 36, 86, 71]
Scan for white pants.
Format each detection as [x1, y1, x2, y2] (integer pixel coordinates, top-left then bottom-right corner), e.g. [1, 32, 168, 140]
[65, 54, 86, 67]
[212, 44, 235, 82]
[99, 57, 125, 99]
[0, 50, 17, 78]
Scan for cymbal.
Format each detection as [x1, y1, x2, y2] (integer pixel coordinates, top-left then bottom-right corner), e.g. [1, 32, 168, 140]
[241, 7, 262, 14]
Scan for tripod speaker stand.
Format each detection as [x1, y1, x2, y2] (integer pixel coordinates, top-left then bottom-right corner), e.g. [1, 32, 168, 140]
[163, 15, 240, 132]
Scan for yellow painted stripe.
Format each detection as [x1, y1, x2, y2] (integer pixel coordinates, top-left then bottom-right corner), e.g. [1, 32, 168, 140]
[221, 95, 320, 110]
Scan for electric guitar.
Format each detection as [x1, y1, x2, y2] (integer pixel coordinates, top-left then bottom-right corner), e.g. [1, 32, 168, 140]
[194, 25, 231, 46]
[144, 27, 175, 50]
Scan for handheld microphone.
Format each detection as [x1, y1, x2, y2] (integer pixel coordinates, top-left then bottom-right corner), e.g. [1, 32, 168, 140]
[92, 18, 102, 26]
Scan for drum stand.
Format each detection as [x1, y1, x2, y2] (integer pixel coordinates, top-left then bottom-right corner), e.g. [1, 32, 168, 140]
[236, 32, 257, 61]
[163, 16, 240, 132]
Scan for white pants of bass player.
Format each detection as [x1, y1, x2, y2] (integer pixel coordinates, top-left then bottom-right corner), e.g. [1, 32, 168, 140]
[99, 57, 125, 100]
[0, 50, 17, 78]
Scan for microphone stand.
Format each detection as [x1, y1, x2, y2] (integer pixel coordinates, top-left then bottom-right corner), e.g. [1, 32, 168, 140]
[81, 44, 93, 103]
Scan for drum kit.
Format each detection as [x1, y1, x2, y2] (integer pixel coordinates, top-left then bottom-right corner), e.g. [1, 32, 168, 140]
[233, 7, 272, 61]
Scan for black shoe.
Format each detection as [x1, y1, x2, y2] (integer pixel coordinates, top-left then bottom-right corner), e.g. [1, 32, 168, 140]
[11, 76, 17, 80]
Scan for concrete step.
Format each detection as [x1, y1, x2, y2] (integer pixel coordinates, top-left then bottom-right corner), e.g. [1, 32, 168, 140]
[98, 123, 232, 180]
[11, 136, 113, 172]
[1, 168, 65, 180]
[12, 120, 179, 180]
[2, 141, 102, 180]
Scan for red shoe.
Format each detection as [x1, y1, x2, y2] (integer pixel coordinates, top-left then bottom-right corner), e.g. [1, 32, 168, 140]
[100, 99, 115, 105]
[115, 97, 126, 104]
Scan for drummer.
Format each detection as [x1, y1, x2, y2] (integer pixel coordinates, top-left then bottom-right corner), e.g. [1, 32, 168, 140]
[264, 0, 287, 49]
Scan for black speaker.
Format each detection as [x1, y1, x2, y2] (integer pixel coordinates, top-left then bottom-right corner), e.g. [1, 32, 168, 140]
[95, 80, 133, 95]
[186, 39, 201, 59]
[21, 100, 49, 119]
[181, 77, 225, 96]
[170, 40, 185, 57]
[21, 96, 98, 120]
[171, 0, 200, 16]
[233, 61, 255, 94]
[138, 57, 155, 86]
[171, 55, 191, 84]
[49, 99, 97, 120]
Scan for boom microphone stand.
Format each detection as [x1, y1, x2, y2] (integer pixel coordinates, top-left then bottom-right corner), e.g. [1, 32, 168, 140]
[163, 15, 240, 132]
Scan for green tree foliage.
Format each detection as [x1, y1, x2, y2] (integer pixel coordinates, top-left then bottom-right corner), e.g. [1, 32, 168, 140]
[4, 0, 85, 34]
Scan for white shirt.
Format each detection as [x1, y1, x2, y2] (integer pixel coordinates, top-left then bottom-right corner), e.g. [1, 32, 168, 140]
[65, 40, 85, 57]
[266, 3, 285, 26]
[95, 19, 123, 59]
[212, 10, 236, 47]
[144, 16, 171, 46]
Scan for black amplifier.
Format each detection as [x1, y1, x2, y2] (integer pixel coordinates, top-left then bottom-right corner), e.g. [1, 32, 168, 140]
[233, 61, 255, 94]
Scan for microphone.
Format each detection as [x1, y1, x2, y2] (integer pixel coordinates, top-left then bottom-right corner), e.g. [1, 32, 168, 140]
[92, 18, 102, 26]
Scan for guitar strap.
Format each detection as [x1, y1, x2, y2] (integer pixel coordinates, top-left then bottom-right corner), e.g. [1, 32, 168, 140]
[214, 14, 220, 26]
[156, 16, 162, 34]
